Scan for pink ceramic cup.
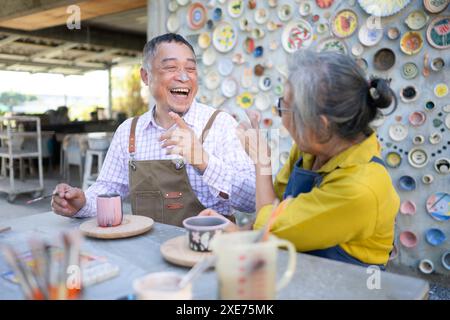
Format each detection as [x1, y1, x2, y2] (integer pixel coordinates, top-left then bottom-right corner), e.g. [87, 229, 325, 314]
[97, 194, 123, 227]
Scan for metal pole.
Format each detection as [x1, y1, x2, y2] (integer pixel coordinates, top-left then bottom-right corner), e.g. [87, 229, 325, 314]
[108, 66, 112, 119]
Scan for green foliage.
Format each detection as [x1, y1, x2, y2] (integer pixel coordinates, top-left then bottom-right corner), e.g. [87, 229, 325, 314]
[0, 91, 37, 111]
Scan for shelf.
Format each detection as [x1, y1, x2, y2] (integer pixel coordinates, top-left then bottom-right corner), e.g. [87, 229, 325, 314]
[0, 148, 40, 158]
[0, 132, 39, 139]
[0, 177, 43, 194]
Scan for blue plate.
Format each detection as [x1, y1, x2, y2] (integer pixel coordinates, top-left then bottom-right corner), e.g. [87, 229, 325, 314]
[398, 175, 416, 191]
[425, 228, 446, 246]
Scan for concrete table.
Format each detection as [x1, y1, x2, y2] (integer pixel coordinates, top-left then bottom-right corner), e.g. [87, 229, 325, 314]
[0, 212, 429, 300]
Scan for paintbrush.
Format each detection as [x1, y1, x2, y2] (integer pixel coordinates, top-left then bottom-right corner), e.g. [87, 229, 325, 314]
[1, 245, 34, 299]
[29, 238, 50, 299]
[26, 191, 67, 204]
[254, 197, 292, 243]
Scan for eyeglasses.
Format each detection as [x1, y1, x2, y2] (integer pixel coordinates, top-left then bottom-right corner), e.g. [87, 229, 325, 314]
[272, 98, 292, 117]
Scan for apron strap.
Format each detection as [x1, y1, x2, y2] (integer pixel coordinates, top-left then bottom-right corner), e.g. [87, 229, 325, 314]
[129, 116, 140, 155]
[200, 110, 221, 144]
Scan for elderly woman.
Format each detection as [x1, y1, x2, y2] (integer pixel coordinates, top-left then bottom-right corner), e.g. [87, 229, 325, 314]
[201, 50, 399, 268]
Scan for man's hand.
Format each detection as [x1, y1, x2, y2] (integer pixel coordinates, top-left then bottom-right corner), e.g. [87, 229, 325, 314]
[51, 183, 86, 217]
[159, 112, 209, 173]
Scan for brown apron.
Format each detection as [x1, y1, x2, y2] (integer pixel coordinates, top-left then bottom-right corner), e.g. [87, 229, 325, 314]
[128, 110, 221, 227]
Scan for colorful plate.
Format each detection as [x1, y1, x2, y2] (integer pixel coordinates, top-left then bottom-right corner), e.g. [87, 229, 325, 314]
[400, 31, 423, 55]
[399, 231, 418, 248]
[427, 16, 450, 49]
[236, 92, 254, 109]
[358, 24, 383, 46]
[434, 83, 449, 98]
[426, 192, 450, 221]
[402, 62, 418, 79]
[357, 0, 411, 17]
[425, 228, 446, 246]
[316, 0, 334, 8]
[423, 0, 449, 14]
[259, 76, 272, 91]
[385, 151, 402, 168]
[404, 10, 429, 30]
[281, 19, 314, 53]
[187, 2, 207, 30]
[332, 9, 358, 38]
[212, 21, 238, 53]
[227, 0, 244, 18]
[198, 32, 211, 49]
[317, 37, 348, 55]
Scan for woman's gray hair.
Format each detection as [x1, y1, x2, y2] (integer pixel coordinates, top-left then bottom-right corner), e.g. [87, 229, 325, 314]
[287, 49, 395, 141]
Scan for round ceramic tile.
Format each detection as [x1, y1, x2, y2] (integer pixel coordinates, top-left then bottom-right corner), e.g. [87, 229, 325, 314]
[278, 4, 293, 22]
[358, 24, 383, 46]
[227, 0, 244, 18]
[236, 92, 254, 109]
[408, 111, 426, 127]
[400, 85, 418, 103]
[424, 0, 449, 14]
[405, 10, 429, 30]
[425, 228, 446, 246]
[187, 2, 207, 30]
[254, 93, 271, 111]
[299, 1, 312, 16]
[426, 192, 450, 221]
[259, 76, 272, 91]
[412, 134, 425, 145]
[212, 21, 238, 53]
[167, 14, 180, 33]
[400, 31, 424, 55]
[202, 47, 216, 66]
[402, 62, 418, 80]
[389, 123, 408, 142]
[398, 175, 416, 191]
[316, 0, 334, 9]
[331, 9, 358, 38]
[427, 16, 450, 49]
[205, 70, 221, 90]
[387, 27, 400, 40]
[385, 151, 402, 168]
[220, 77, 238, 98]
[217, 58, 233, 76]
[408, 147, 429, 168]
[198, 32, 211, 49]
[351, 43, 364, 56]
[168, 0, 179, 12]
[316, 37, 347, 55]
[434, 83, 449, 98]
[434, 158, 450, 175]
[254, 8, 269, 24]
[373, 48, 396, 71]
[429, 132, 442, 145]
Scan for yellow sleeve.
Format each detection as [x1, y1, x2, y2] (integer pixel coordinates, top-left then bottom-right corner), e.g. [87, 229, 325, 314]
[273, 144, 301, 200]
[254, 175, 378, 251]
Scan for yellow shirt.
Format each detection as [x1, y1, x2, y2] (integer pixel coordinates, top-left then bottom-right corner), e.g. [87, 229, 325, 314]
[254, 133, 400, 265]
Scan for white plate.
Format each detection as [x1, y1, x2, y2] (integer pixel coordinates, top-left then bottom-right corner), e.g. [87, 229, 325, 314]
[282, 19, 314, 53]
[445, 114, 450, 129]
[213, 21, 238, 53]
[351, 43, 364, 56]
[408, 147, 429, 168]
[168, 0, 179, 12]
[167, 14, 180, 33]
[357, 0, 411, 17]
[255, 93, 271, 111]
[205, 70, 221, 90]
[255, 8, 269, 24]
[299, 1, 312, 16]
[358, 24, 383, 46]
[202, 47, 216, 66]
[278, 4, 293, 22]
[389, 123, 408, 142]
[176, 0, 190, 5]
[221, 77, 238, 98]
[259, 76, 272, 91]
[227, 0, 244, 18]
[217, 58, 233, 76]
[198, 32, 211, 49]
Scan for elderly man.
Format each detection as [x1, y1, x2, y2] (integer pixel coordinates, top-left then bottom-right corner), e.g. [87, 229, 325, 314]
[51, 33, 255, 226]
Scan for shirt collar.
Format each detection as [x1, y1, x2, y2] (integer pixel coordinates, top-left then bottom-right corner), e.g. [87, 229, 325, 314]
[313, 133, 381, 173]
[141, 100, 198, 131]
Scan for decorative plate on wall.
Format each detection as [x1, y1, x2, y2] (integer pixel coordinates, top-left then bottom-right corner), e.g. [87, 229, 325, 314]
[331, 9, 358, 38]
[198, 32, 211, 49]
[426, 16, 450, 49]
[423, 0, 449, 14]
[426, 192, 450, 221]
[404, 10, 429, 30]
[357, 0, 411, 17]
[187, 2, 207, 30]
[167, 14, 180, 33]
[278, 4, 294, 22]
[316, 0, 334, 8]
[358, 24, 383, 46]
[281, 19, 314, 53]
[236, 92, 254, 109]
[400, 31, 424, 55]
[402, 62, 419, 79]
[227, 0, 244, 18]
[317, 37, 348, 55]
[213, 21, 238, 53]
[220, 77, 238, 98]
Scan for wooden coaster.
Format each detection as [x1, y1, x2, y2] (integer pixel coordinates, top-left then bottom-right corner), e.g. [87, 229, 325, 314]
[79, 215, 154, 239]
[160, 235, 214, 268]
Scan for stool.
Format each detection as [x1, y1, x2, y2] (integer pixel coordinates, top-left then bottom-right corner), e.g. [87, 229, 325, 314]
[83, 149, 107, 190]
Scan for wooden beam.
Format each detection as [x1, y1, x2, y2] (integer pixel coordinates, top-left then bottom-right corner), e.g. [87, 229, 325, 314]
[0, 35, 22, 47]
[0, 25, 146, 51]
[0, 0, 76, 21]
[0, 58, 106, 72]
[0, 0, 147, 31]
[29, 42, 78, 58]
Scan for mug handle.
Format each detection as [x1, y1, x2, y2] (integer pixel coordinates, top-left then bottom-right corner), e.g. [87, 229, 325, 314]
[275, 238, 297, 292]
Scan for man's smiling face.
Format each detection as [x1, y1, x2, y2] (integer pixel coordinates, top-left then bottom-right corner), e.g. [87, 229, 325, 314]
[142, 41, 198, 114]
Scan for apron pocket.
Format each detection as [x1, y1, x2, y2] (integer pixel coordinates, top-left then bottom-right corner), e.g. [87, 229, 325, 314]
[133, 191, 163, 222]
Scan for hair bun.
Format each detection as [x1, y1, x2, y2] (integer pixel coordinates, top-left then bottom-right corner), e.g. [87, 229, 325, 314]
[368, 77, 395, 110]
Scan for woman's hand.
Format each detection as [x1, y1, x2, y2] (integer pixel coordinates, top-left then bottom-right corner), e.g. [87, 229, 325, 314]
[198, 209, 240, 232]
[236, 110, 271, 167]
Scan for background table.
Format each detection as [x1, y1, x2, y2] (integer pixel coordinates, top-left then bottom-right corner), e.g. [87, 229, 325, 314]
[0, 212, 429, 300]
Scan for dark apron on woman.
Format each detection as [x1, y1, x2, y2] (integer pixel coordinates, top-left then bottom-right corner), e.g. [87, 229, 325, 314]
[127, 110, 221, 227]
[283, 156, 387, 269]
